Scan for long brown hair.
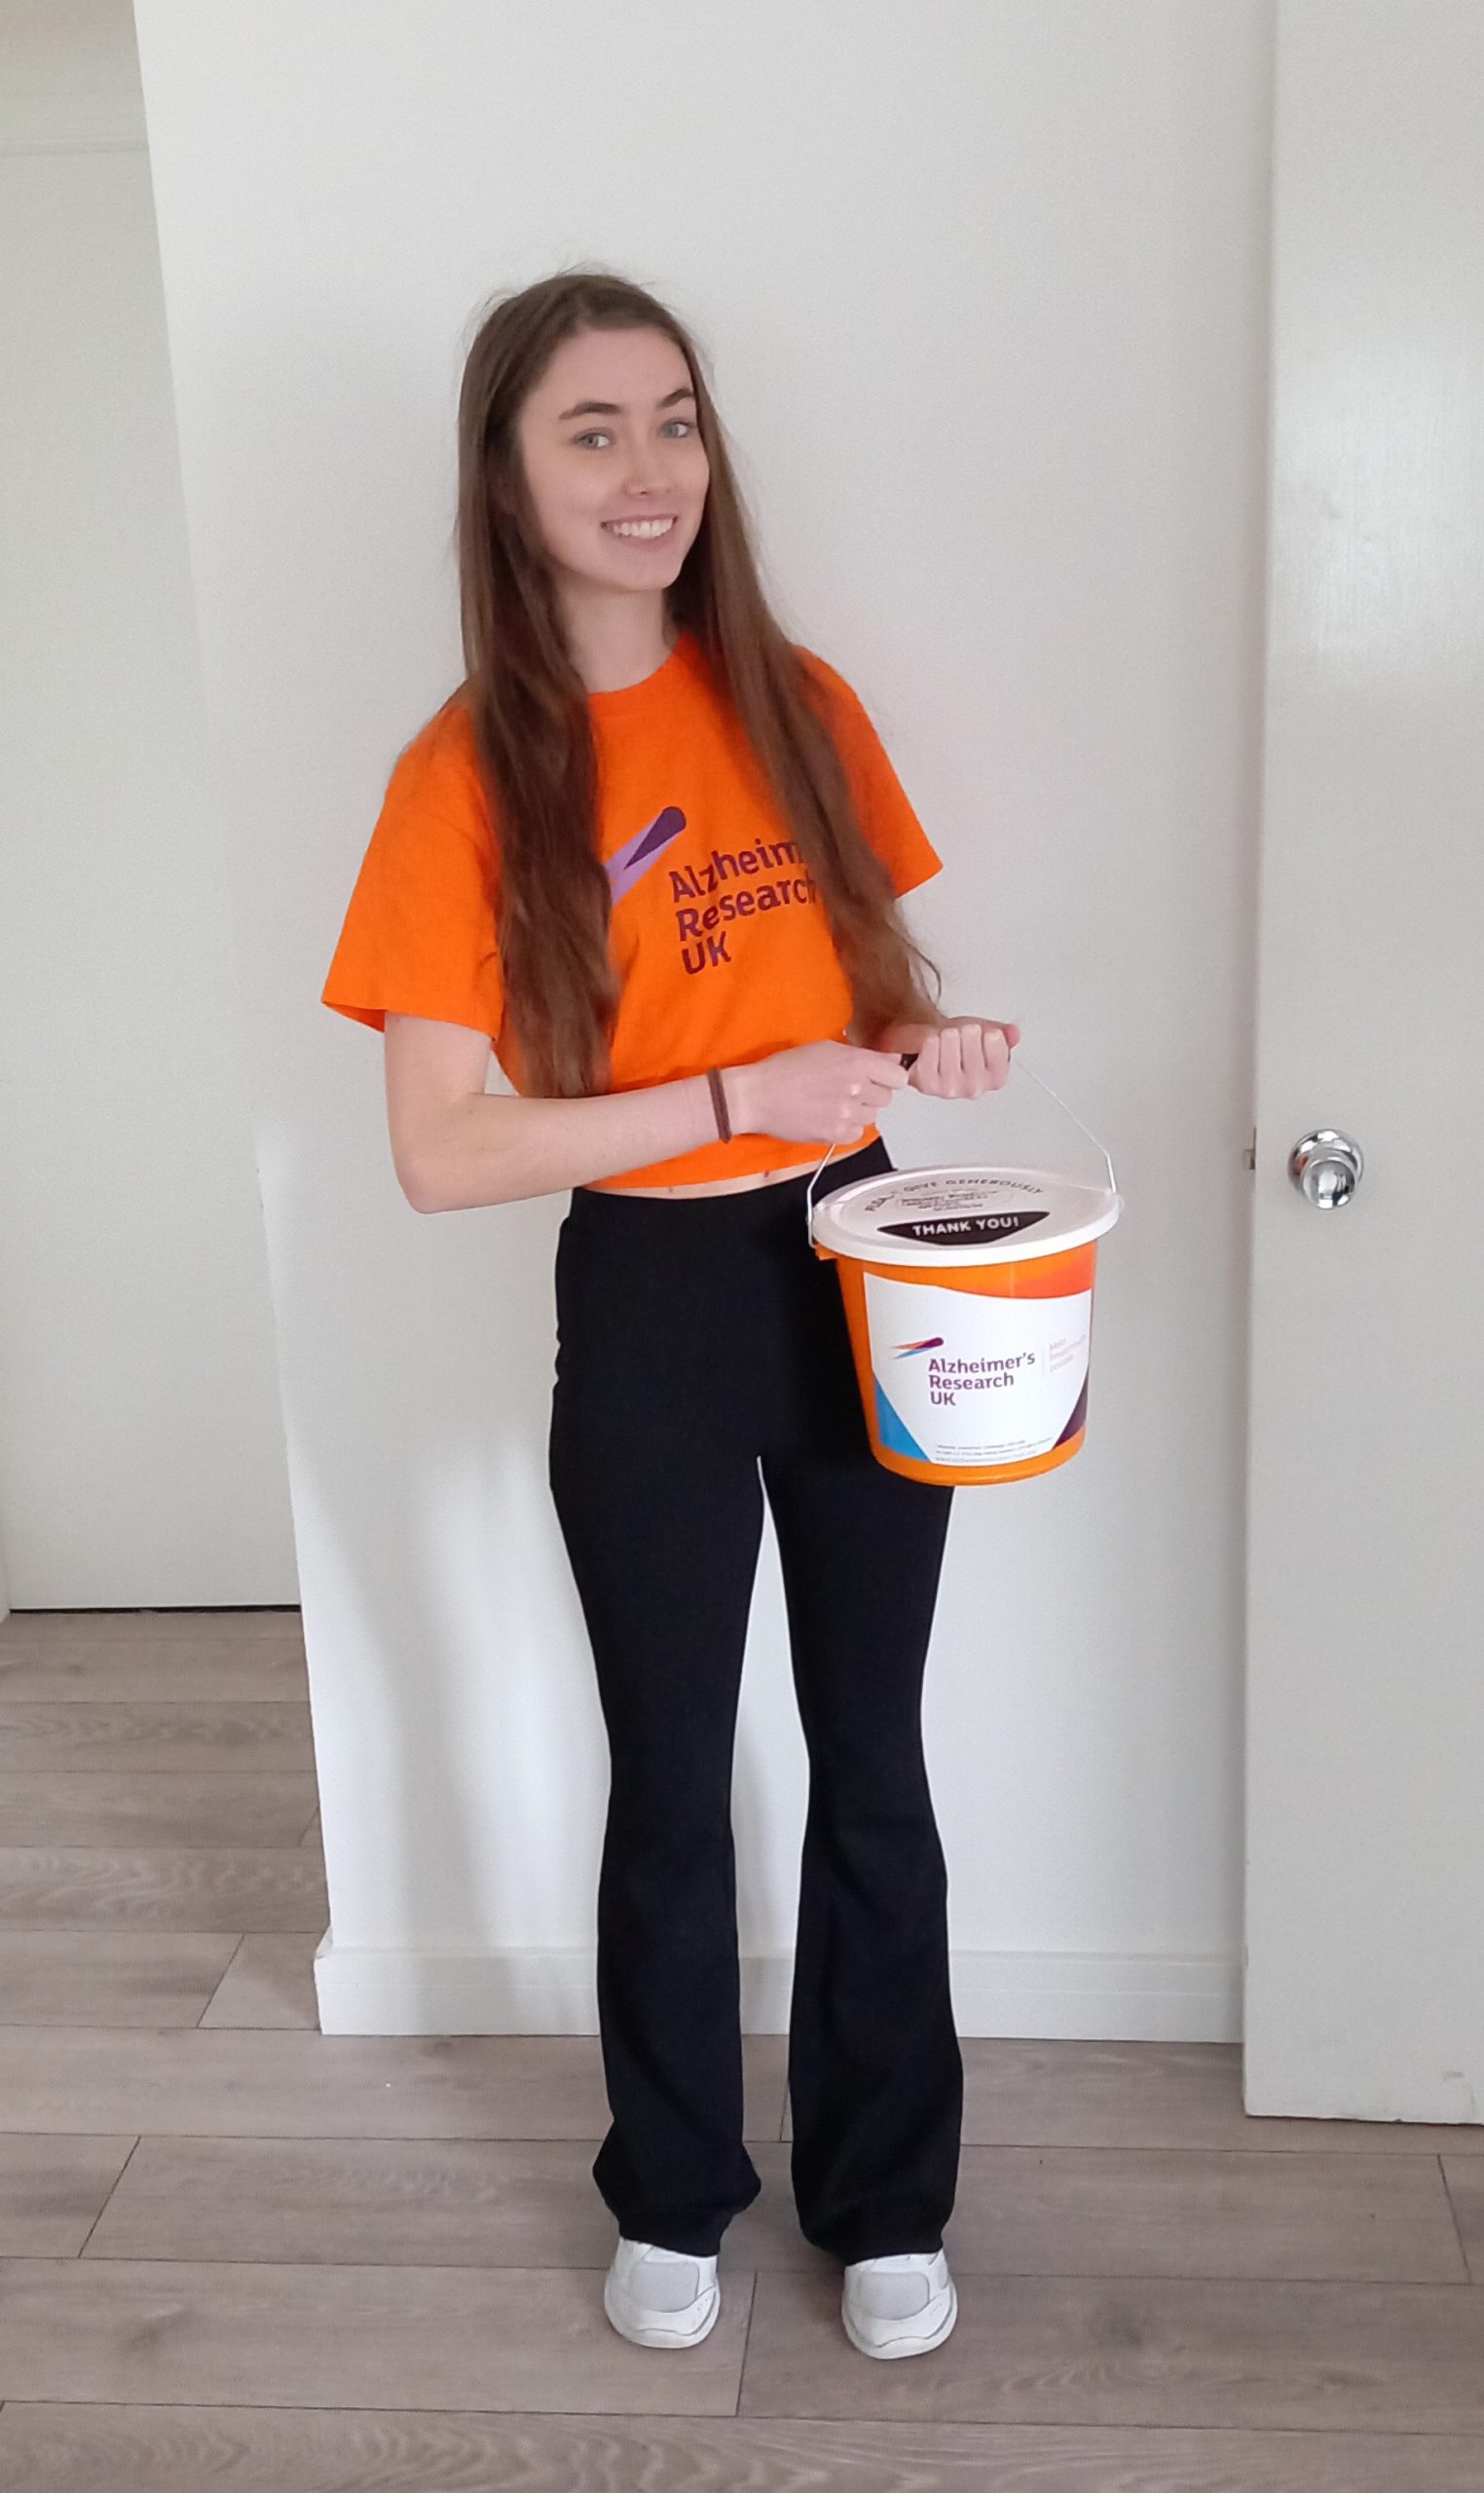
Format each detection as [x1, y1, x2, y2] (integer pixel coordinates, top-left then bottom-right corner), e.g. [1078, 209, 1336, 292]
[451, 266, 942, 1098]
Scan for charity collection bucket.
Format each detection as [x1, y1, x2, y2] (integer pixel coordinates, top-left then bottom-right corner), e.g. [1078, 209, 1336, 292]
[808, 1055, 1123, 1486]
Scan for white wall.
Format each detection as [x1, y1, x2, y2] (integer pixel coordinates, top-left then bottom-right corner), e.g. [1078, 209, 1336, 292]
[127, 0, 1274, 2036]
[0, 0, 297, 1610]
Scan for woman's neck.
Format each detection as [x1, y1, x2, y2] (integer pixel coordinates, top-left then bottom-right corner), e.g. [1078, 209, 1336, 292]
[562, 595, 677, 695]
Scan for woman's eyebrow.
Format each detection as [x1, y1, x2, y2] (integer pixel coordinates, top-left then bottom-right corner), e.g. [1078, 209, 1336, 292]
[556, 386, 697, 421]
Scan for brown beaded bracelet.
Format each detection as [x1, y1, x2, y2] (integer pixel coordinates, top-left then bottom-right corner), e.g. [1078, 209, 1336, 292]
[706, 1065, 732, 1142]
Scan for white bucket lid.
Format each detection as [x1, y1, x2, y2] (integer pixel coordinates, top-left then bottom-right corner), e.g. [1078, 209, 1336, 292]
[810, 1163, 1124, 1268]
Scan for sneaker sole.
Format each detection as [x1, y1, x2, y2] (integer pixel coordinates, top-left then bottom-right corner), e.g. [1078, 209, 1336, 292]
[603, 2273, 721, 2350]
[841, 2277, 958, 2360]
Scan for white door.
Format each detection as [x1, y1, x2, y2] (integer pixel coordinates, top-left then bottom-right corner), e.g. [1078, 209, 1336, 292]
[1244, 1, 1484, 2120]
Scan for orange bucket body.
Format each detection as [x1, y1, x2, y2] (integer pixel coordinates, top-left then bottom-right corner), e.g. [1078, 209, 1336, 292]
[810, 1165, 1122, 1486]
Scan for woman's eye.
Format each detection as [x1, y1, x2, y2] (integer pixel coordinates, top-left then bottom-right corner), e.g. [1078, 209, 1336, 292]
[574, 421, 694, 449]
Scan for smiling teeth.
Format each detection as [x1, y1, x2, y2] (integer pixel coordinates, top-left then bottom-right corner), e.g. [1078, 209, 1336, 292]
[606, 518, 674, 539]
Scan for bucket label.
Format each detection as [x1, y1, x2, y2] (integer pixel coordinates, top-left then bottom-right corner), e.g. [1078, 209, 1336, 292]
[878, 1209, 1051, 1245]
[865, 1272, 1093, 1469]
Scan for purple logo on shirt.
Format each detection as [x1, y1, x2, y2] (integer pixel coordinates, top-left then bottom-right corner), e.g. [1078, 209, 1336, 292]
[607, 806, 686, 903]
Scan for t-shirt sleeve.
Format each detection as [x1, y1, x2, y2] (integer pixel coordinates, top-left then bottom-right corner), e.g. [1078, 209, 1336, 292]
[798, 647, 944, 897]
[320, 726, 504, 1044]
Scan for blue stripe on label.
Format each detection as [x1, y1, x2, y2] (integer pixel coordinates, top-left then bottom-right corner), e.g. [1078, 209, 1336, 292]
[873, 1378, 932, 1463]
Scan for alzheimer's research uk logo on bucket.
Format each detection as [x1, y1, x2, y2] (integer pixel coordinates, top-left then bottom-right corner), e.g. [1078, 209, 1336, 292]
[870, 1272, 1093, 1469]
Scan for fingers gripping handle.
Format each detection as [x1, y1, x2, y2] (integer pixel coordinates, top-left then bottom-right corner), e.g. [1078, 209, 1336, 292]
[804, 1049, 1119, 1242]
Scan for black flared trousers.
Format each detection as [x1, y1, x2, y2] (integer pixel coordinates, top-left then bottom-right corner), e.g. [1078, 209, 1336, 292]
[547, 1134, 963, 2264]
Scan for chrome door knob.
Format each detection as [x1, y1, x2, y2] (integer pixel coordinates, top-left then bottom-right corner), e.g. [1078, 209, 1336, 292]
[1287, 1129, 1364, 1208]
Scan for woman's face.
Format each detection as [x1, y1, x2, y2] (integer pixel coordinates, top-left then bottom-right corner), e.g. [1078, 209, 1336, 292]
[513, 325, 710, 608]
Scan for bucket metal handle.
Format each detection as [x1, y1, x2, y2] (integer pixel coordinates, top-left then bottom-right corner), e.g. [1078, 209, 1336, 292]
[804, 1045, 1119, 1241]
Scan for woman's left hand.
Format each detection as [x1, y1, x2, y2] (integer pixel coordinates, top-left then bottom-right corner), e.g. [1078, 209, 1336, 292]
[906, 1016, 1020, 1098]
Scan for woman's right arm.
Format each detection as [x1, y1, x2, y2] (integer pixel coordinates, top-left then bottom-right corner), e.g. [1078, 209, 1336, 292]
[386, 1016, 909, 1210]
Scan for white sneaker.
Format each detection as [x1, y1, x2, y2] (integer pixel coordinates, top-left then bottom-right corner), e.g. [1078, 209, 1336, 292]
[603, 2235, 721, 2349]
[841, 2248, 958, 2359]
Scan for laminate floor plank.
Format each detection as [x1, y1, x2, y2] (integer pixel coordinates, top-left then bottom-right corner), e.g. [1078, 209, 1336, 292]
[0, 2134, 136, 2254]
[0, 1846, 327, 1931]
[0, 1610, 303, 1656]
[784, 2038, 1484, 2156]
[198, 1933, 319, 2028]
[0, 1932, 241, 2025]
[3, 2405, 1482, 2492]
[78, 2132, 1465, 2283]
[0, 1769, 318, 1847]
[0, 1702, 313, 1773]
[1444, 2158, 1484, 2282]
[0, 1626, 307, 1702]
[82, 2134, 794, 2268]
[739, 2264, 1484, 2432]
[0, 2023, 787, 2141]
[0, 2256, 752, 2414]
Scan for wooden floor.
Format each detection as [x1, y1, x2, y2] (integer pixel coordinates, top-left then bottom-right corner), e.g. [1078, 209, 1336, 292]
[0, 1611, 1482, 2491]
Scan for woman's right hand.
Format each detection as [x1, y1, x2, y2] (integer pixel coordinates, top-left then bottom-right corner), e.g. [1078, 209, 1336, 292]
[724, 1041, 910, 1145]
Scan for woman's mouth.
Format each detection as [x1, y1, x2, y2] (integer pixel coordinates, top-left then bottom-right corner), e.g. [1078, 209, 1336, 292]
[602, 517, 677, 542]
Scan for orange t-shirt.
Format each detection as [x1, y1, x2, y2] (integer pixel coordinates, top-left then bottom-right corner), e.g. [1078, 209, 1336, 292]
[320, 629, 943, 1187]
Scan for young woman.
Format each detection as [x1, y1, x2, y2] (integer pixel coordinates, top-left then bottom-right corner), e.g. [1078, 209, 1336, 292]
[322, 269, 1020, 2362]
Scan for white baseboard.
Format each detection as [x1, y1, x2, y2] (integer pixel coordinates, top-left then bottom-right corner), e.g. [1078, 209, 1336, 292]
[313, 1934, 1241, 2042]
